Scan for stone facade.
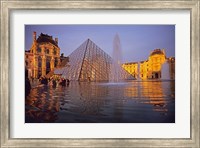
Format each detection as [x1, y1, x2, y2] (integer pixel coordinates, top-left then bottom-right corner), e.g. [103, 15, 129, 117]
[25, 32, 60, 78]
[122, 49, 175, 80]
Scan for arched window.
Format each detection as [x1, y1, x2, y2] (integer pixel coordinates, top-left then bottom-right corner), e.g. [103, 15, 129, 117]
[46, 61, 50, 69]
[53, 48, 57, 55]
[46, 49, 49, 54]
[46, 56, 51, 74]
[38, 56, 42, 67]
[37, 47, 41, 53]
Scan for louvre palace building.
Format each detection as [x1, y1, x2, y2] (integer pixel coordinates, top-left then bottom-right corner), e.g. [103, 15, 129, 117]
[25, 32, 61, 79]
[122, 49, 175, 80]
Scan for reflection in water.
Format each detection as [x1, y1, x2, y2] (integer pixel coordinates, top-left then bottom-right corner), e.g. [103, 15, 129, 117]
[25, 80, 175, 123]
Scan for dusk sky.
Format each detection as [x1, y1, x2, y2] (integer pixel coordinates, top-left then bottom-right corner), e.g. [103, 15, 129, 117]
[25, 25, 175, 62]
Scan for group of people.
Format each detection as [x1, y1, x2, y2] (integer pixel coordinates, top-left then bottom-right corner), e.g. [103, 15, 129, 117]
[25, 67, 70, 98]
[51, 77, 70, 87]
[39, 76, 70, 87]
[39, 76, 49, 85]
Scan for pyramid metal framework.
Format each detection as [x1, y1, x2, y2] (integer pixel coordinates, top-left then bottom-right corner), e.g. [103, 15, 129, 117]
[55, 39, 132, 81]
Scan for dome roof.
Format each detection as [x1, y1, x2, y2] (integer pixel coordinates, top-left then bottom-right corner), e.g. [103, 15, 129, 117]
[36, 33, 58, 47]
[150, 49, 164, 56]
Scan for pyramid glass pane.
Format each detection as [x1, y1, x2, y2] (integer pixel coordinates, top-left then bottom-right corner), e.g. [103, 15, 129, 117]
[54, 39, 132, 81]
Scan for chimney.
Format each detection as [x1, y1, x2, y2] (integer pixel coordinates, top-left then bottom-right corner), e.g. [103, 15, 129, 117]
[55, 38, 58, 45]
[162, 49, 166, 55]
[33, 31, 36, 42]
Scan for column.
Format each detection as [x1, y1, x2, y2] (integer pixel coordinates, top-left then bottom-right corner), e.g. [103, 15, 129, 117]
[33, 55, 38, 78]
[57, 57, 61, 67]
[41, 46, 45, 54]
[42, 55, 46, 76]
[50, 57, 55, 71]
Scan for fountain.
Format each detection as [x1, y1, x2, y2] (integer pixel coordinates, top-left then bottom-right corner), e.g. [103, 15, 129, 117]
[109, 34, 123, 82]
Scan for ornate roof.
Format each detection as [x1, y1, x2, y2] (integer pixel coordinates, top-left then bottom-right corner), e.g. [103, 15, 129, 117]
[150, 49, 164, 56]
[36, 33, 58, 47]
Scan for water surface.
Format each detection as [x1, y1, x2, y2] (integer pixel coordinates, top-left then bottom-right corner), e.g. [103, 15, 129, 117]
[25, 80, 175, 123]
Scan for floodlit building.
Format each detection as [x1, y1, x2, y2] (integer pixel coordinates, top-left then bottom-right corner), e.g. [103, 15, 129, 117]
[25, 32, 61, 78]
[122, 49, 175, 80]
[122, 62, 138, 79]
[55, 39, 132, 81]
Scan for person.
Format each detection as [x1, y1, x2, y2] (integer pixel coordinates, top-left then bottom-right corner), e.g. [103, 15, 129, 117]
[40, 76, 48, 85]
[39, 76, 44, 84]
[62, 78, 66, 87]
[25, 68, 31, 98]
[59, 78, 66, 87]
[44, 77, 48, 85]
[67, 79, 70, 86]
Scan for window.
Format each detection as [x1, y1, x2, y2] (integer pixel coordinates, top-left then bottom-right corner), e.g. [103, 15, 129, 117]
[46, 49, 49, 54]
[54, 58, 58, 67]
[38, 56, 42, 67]
[46, 62, 50, 69]
[53, 48, 57, 55]
[37, 47, 41, 53]
[38, 61, 42, 67]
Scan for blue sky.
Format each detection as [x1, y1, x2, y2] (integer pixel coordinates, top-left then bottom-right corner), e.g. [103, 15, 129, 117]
[25, 25, 175, 63]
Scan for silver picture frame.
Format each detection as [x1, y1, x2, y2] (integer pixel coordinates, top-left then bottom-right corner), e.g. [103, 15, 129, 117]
[0, 0, 199, 147]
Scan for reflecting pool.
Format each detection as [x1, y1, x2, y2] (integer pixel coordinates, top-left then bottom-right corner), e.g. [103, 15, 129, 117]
[25, 80, 175, 123]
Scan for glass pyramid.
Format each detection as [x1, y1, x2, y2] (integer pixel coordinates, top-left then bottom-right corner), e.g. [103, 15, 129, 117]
[55, 39, 132, 81]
